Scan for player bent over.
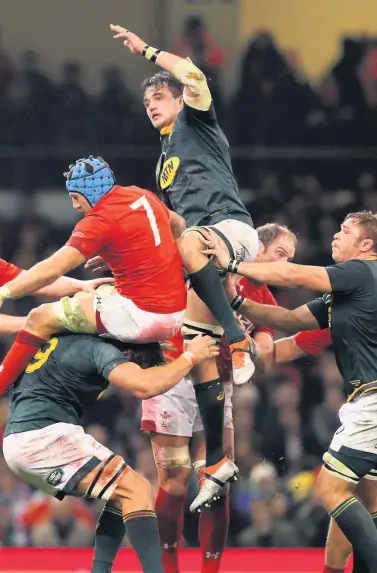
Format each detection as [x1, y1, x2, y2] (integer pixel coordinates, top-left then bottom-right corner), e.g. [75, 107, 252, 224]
[110, 24, 259, 509]
[3, 332, 217, 573]
[141, 223, 296, 573]
[0, 156, 186, 395]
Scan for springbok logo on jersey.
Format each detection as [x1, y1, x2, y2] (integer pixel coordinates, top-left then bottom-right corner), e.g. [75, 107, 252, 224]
[160, 157, 180, 190]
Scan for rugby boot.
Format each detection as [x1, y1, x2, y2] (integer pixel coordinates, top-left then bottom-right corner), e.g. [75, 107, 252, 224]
[190, 455, 239, 513]
[229, 334, 260, 385]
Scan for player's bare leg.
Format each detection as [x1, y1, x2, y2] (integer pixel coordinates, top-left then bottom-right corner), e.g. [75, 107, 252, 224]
[76, 459, 164, 573]
[0, 292, 98, 395]
[183, 289, 238, 512]
[191, 427, 233, 573]
[178, 231, 256, 386]
[151, 434, 192, 573]
[324, 478, 377, 573]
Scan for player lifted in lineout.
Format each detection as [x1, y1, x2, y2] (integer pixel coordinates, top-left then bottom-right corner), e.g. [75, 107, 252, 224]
[110, 24, 259, 509]
[0, 156, 187, 395]
[140, 223, 296, 573]
[2, 327, 218, 573]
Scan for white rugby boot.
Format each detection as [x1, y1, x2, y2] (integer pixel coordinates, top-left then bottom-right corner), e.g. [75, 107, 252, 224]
[190, 455, 239, 513]
[229, 335, 261, 385]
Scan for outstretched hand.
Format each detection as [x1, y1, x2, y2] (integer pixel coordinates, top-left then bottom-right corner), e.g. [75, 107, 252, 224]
[110, 24, 146, 55]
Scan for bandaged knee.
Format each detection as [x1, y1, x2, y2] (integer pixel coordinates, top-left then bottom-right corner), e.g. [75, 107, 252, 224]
[153, 446, 192, 469]
[182, 319, 224, 345]
[172, 58, 211, 111]
[53, 296, 96, 334]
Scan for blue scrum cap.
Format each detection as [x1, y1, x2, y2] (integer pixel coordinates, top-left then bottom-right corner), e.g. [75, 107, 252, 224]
[64, 155, 115, 206]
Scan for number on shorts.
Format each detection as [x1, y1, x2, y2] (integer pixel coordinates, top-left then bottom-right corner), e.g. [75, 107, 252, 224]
[26, 337, 59, 373]
[130, 196, 161, 246]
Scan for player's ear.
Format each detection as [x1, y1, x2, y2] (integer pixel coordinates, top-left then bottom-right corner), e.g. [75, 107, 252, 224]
[361, 237, 373, 252]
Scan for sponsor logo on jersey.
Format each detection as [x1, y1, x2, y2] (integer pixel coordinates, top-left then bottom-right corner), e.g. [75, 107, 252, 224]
[46, 468, 64, 487]
[159, 157, 180, 190]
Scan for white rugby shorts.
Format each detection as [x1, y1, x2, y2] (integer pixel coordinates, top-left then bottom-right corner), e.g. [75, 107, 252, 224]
[3, 423, 125, 500]
[141, 378, 233, 437]
[94, 291, 185, 343]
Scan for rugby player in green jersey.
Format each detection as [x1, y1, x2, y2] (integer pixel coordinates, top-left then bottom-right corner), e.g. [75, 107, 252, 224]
[3, 332, 217, 573]
[204, 211, 377, 573]
[109, 23, 260, 510]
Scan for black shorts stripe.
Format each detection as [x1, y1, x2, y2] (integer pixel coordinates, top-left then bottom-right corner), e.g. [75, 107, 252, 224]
[86, 453, 116, 497]
[98, 462, 128, 500]
[324, 462, 359, 483]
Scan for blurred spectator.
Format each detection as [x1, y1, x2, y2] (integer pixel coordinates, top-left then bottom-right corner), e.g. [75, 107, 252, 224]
[238, 499, 301, 547]
[233, 31, 317, 145]
[27, 496, 94, 547]
[55, 61, 92, 145]
[172, 16, 225, 76]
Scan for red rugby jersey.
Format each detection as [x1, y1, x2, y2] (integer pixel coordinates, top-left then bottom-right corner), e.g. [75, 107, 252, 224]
[66, 185, 186, 314]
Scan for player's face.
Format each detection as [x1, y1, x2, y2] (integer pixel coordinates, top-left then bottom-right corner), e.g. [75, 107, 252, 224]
[69, 192, 91, 215]
[332, 219, 370, 262]
[257, 234, 296, 263]
[143, 85, 183, 130]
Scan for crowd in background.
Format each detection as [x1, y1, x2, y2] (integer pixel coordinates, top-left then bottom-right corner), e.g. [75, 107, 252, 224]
[0, 17, 377, 549]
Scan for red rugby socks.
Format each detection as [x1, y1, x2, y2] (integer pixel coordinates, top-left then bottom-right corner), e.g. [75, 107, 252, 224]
[155, 487, 186, 573]
[199, 494, 230, 573]
[0, 330, 47, 393]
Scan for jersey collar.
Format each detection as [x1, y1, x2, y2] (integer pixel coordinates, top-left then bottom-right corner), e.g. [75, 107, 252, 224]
[160, 123, 174, 136]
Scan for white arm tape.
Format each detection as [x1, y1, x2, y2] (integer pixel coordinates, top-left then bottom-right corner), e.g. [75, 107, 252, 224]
[172, 58, 212, 111]
[181, 351, 197, 367]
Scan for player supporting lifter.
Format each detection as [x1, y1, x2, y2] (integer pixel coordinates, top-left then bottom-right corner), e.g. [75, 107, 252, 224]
[0, 257, 113, 334]
[0, 156, 186, 395]
[265, 326, 377, 573]
[110, 24, 259, 507]
[140, 223, 297, 573]
[2, 329, 217, 573]
[204, 211, 377, 572]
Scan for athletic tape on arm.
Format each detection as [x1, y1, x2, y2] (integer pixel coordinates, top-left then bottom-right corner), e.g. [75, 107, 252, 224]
[172, 58, 212, 111]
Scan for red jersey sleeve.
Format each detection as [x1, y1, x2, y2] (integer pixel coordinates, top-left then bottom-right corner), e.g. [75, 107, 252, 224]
[254, 286, 277, 338]
[0, 259, 22, 286]
[65, 213, 112, 260]
[294, 328, 332, 356]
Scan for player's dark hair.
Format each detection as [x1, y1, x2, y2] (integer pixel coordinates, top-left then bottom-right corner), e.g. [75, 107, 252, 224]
[344, 211, 377, 251]
[257, 223, 297, 249]
[123, 342, 164, 368]
[141, 70, 184, 99]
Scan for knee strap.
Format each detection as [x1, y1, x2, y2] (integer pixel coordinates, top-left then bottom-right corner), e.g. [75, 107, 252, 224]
[182, 318, 224, 345]
[52, 296, 96, 334]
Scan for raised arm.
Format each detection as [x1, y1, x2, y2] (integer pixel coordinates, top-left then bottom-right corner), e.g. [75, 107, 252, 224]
[110, 25, 211, 110]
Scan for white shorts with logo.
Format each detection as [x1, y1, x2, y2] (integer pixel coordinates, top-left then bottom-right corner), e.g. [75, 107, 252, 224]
[327, 393, 377, 481]
[3, 423, 117, 499]
[208, 219, 259, 263]
[141, 378, 233, 437]
[94, 291, 185, 344]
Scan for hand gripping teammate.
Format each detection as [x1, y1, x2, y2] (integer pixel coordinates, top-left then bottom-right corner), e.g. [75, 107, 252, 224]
[3, 331, 218, 573]
[110, 24, 260, 509]
[0, 156, 186, 395]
